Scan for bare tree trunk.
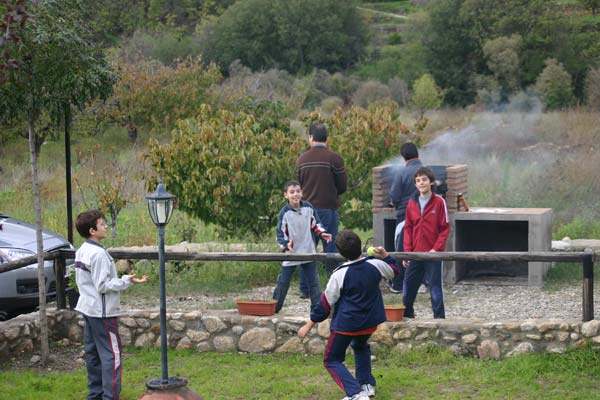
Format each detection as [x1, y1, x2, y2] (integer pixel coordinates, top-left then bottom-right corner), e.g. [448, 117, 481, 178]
[28, 111, 49, 365]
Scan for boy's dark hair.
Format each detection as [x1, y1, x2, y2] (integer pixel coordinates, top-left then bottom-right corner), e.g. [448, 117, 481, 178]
[400, 142, 419, 160]
[283, 179, 301, 192]
[414, 167, 435, 185]
[75, 210, 105, 239]
[335, 229, 362, 261]
[309, 123, 327, 142]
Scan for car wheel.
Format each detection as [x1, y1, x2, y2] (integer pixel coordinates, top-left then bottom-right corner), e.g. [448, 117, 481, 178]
[0, 310, 9, 321]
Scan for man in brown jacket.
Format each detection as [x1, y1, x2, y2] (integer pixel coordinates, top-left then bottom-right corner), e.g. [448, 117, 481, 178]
[296, 123, 347, 295]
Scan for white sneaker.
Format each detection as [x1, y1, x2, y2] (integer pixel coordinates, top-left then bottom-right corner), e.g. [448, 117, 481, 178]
[342, 391, 370, 400]
[361, 384, 375, 397]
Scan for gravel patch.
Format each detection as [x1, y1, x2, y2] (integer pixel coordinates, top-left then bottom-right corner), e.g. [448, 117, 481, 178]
[122, 282, 599, 321]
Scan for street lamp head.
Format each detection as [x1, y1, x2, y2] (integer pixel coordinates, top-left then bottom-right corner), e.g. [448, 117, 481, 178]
[146, 179, 176, 226]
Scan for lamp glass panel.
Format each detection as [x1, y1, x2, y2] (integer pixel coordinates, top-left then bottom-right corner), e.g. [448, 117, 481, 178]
[164, 201, 174, 224]
[157, 201, 167, 224]
[147, 199, 159, 225]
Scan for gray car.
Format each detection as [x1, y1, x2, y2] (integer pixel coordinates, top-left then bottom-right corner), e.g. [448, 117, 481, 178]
[0, 213, 75, 321]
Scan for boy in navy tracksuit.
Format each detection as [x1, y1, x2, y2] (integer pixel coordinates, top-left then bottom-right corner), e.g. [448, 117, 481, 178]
[298, 230, 400, 400]
[74, 210, 148, 400]
[273, 180, 332, 313]
[402, 167, 450, 319]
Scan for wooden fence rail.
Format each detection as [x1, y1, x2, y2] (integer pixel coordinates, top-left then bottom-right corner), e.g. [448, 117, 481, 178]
[1, 249, 596, 321]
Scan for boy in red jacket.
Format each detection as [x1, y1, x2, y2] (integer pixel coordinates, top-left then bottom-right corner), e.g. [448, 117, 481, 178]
[403, 167, 450, 319]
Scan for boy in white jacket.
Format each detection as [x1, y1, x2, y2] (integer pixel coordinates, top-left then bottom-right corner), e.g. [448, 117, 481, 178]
[74, 210, 147, 400]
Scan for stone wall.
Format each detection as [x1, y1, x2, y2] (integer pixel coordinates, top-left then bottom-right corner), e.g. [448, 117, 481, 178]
[2, 309, 600, 362]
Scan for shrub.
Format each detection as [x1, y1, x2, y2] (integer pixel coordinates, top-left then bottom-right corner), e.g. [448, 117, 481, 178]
[534, 59, 574, 110]
[584, 66, 600, 110]
[147, 102, 303, 238]
[388, 78, 410, 107]
[351, 80, 393, 108]
[482, 35, 522, 94]
[410, 73, 444, 119]
[118, 29, 204, 65]
[96, 59, 222, 141]
[319, 96, 344, 113]
[200, 0, 367, 74]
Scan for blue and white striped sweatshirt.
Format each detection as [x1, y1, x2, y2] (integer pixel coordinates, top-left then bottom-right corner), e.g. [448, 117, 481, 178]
[311, 256, 400, 332]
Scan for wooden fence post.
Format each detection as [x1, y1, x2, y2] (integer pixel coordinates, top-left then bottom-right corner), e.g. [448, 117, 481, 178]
[54, 255, 67, 310]
[582, 251, 594, 322]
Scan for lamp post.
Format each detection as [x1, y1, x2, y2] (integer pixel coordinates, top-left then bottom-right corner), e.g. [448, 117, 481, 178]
[141, 179, 201, 400]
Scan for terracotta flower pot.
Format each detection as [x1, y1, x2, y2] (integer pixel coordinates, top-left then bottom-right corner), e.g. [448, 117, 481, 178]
[236, 300, 277, 316]
[384, 305, 405, 322]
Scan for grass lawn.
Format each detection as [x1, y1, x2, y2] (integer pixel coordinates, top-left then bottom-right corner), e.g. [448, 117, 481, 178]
[1, 345, 599, 399]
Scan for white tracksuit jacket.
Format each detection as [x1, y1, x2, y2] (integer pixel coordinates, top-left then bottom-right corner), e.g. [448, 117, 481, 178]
[74, 240, 132, 318]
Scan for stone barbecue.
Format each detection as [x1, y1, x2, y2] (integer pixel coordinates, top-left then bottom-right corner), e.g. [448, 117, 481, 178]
[372, 164, 553, 286]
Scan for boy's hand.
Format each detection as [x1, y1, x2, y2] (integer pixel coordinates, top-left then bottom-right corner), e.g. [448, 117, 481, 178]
[321, 233, 332, 243]
[130, 274, 148, 284]
[370, 246, 388, 259]
[402, 260, 410, 268]
[298, 321, 315, 338]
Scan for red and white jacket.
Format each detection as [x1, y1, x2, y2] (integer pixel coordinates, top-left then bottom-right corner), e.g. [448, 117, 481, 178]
[403, 192, 450, 252]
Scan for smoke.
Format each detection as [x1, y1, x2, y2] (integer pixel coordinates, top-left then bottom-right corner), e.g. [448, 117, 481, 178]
[388, 94, 564, 209]
[420, 95, 545, 165]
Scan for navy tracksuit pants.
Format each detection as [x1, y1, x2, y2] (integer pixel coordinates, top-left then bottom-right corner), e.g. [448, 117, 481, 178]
[324, 331, 376, 397]
[403, 260, 445, 319]
[83, 315, 123, 400]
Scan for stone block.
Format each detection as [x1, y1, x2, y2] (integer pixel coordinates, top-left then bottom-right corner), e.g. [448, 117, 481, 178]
[238, 328, 276, 353]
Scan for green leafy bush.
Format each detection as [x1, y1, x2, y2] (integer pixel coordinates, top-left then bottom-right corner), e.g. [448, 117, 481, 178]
[535, 59, 574, 110]
[147, 102, 303, 238]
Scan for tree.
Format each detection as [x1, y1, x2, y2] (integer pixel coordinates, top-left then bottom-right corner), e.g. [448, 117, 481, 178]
[584, 66, 600, 109]
[97, 58, 221, 141]
[201, 0, 367, 74]
[534, 58, 574, 110]
[579, 0, 600, 15]
[421, 0, 480, 106]
[147, 102, 303, 238]
[410, 74, 444, 120]
[482, 35, 522, 95]
[74, 144, 138, 241]
[0, 0, 115, 365]
[0, 0, 29, 83]
[420, 0, 582, 105]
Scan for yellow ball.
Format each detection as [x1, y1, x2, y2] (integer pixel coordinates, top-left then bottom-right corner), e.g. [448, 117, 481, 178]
[367, 246, 376, 256]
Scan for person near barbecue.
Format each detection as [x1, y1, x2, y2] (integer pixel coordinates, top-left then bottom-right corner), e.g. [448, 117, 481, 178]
[296, 122, 347, 298]
[402, 167, 450, 319]
[388, 142, 423, 293]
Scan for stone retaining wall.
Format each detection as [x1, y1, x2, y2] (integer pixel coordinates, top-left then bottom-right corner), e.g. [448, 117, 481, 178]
[2, 309, 600, 362]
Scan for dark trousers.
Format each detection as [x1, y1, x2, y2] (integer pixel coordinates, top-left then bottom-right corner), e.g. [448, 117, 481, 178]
[300, 209, 339, 294]
[273, 262, 321, 312]
[324, 331, 376, 397]
[403, 260, 445, 319]
[389, 224, 406, 290]
[83, 315, 123, 400]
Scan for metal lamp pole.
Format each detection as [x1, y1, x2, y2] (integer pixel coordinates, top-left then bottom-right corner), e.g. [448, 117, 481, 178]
[142, 180, 202, 400]
[157, 222, 168, 382]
